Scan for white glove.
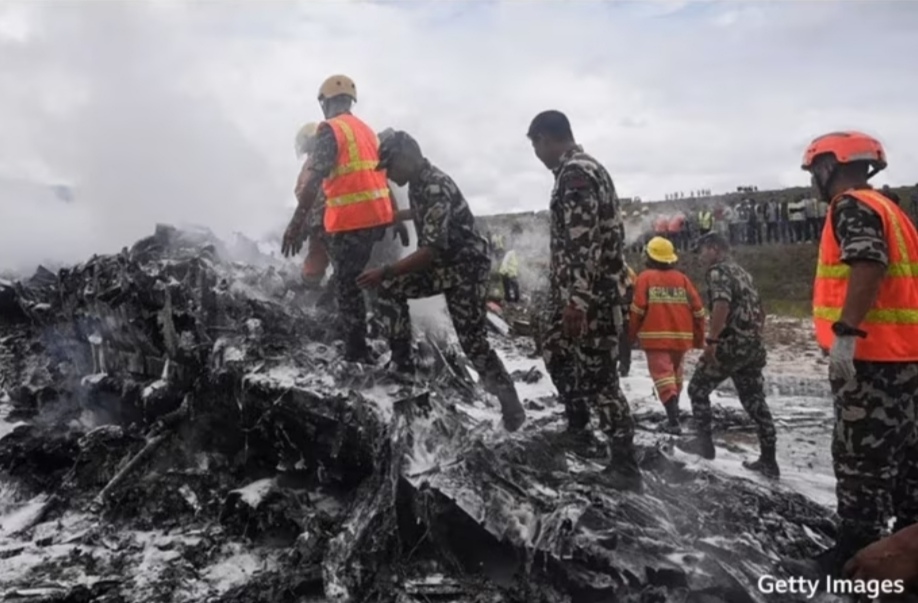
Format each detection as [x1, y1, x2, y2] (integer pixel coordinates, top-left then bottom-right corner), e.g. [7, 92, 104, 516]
[828, 335, 857, 382]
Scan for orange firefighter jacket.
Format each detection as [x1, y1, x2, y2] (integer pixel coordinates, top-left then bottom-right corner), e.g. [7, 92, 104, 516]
[322, 114, 394, 233]
[629, 268, 706, 351]
[813, 188, 918, 361]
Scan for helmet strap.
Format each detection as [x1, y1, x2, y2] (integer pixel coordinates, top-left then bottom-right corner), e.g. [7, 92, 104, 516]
[814, 163, 838, 203]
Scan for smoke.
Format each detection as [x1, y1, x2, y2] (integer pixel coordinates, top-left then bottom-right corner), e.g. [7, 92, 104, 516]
[0, 3, 286, 275]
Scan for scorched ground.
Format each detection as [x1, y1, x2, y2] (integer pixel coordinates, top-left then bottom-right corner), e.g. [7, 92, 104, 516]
[0, 225, 846, 603]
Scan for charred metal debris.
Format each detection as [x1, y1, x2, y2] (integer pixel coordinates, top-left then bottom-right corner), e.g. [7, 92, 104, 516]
[0, 225, 837, 603]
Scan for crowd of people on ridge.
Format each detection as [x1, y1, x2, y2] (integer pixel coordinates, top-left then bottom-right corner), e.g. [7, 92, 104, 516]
[626, 184, 918, 253]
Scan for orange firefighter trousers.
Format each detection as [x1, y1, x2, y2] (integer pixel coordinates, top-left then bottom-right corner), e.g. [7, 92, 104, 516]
[645, 349, 686, 404]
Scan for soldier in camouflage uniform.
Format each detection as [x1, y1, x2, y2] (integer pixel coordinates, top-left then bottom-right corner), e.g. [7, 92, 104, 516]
[617, 263, 636, 377]
[677, 232, 779, 478]
[281, 77, 408, 362]
[356, 131, 526, 432]
[292, 123, 336, 310]
[798, 131, 918, 577]
[527, 110, 641, 491]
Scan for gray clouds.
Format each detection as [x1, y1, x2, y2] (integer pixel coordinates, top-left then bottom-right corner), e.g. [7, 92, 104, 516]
[0, 0, 915, 271]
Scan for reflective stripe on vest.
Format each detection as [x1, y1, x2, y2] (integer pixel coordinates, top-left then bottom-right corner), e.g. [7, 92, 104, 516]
[639, 331, 694, 340]
[321, 114, 393, 233]
[329, 119, 382, 178]
[812, 188, 918, 361]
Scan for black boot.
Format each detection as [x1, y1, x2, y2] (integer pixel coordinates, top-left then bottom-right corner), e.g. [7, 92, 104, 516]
[563, 397, 590, 433]
[661, 397, 682, 434]
[676, 430, 715, 460]
[604, 440, 644, 493]
[344, 332, 373, 364]
[388, 339, 415, 374]
[482, 351, 526, 432]
[743, 444, 780, 478]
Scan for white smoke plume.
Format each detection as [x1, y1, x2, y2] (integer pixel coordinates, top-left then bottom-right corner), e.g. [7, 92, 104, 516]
[0, 3, 287, 275]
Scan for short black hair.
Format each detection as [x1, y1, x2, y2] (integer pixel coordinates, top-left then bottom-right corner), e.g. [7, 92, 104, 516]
[527, 110, 574, 142]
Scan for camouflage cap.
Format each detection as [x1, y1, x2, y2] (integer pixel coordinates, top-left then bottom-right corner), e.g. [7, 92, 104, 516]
[376, 129, 421, 171]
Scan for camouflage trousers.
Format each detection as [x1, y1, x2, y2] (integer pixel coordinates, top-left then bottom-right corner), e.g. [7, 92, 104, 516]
[617, 306, 631, 375]
[687, 340, 777, 449]
[541, 319, 635, 447]
[326, 227, 384, 342]
[831, 361, 918, 537]
[376, 261, 514, 388]
[529, 291, 547, 356]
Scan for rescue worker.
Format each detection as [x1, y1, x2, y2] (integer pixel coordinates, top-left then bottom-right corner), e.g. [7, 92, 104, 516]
[617, 262, 637, 377]
[698, 207, 713, 236]
[293, 122, 334, 305]
[527, 109, 641, 491]
[356, 130, 526, 432]
[281, 75, 408, 362]
[801, 130, 918, 576]
[667, 211, 685, 251]
[499, 245, 520, 303]
[629, 236, 705, 434]
[677, 232, 779, 478]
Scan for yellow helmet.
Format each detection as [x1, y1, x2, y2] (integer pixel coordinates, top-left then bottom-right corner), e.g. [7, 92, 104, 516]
[318, 74, 356, 102]
[295, 122, 319, 159]
[646, 236, 678, 264]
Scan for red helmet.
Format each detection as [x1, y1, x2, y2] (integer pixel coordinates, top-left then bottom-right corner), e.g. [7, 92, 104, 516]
[801, 131, 887, 172]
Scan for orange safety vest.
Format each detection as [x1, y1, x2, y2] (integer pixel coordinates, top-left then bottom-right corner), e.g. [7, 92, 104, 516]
[321, 114, 393, 233]
[628, 269, 706, 351]
[813, 188, 918, 361]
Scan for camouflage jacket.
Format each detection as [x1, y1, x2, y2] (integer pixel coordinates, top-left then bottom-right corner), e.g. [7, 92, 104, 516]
[298, 121, 338, 213]
[829, 193, 889, 267]
[408, 159, 490, 270]
[705, 259, 765, 346]
[548, 146, 625, 315]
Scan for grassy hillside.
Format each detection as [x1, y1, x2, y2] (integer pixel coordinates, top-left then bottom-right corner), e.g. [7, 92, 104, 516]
[627, 243, 818, 318]
[478, 213, 820, 317]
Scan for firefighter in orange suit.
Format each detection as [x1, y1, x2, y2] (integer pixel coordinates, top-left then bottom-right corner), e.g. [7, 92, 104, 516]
[628, 236, 705, 433]
[282, 75, 408, 362]
[293, 122, 331, 287]
[667, 212, 686, 251]
[800, 131, 918, 577]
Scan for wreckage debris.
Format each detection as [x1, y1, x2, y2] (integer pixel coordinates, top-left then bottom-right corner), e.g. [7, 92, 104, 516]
[511, 366, 543, 384]
[0, 225, 842, 602]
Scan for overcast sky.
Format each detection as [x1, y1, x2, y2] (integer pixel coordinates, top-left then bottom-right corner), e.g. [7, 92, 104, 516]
[1, 0, 916, 270]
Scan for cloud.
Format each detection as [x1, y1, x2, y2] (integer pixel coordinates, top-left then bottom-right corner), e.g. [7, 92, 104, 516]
[0, 0, 916, 271]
